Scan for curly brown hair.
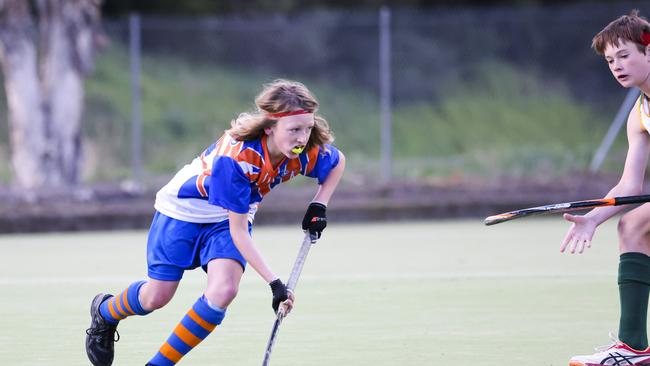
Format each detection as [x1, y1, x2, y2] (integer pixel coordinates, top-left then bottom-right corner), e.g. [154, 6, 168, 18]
[226, 79, 334, 151]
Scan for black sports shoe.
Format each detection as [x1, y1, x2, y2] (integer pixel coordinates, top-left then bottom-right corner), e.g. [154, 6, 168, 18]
[85, 293, 120, 366]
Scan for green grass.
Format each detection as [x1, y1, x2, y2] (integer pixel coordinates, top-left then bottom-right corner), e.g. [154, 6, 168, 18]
[84, 48, 265, 178]
[0, 218, 625, 365]
[78, 46, 613, 183]
[83, 47, 381, 180]
[391, 61, 609, 179]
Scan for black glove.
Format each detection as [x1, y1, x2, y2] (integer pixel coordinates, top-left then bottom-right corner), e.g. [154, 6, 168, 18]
[269, 278, 288, 313]
[302, 202, 327, 239]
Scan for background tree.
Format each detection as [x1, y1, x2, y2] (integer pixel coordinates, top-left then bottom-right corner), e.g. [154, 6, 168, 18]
[0, 0, 103, 189]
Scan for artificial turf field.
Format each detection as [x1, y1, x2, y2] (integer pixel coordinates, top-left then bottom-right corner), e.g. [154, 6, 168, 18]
[0, 218, 624, 365]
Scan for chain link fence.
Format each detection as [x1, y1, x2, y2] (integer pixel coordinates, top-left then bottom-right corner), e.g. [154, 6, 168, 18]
[3, 1, 649, 186]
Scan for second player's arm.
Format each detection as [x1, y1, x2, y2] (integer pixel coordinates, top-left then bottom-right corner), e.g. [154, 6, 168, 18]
[584, 103, 650, 226]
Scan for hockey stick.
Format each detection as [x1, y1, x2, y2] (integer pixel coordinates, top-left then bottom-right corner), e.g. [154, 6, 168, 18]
[484, 194, 650, 226]
[261, 231, 318, 366]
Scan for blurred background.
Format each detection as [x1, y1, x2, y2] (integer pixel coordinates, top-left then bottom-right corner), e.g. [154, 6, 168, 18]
[0, 0, 648, 231]
[2, 2, 648, 365]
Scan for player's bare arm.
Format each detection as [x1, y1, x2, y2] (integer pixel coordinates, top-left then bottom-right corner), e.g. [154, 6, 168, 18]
[561, 99, 650, 254]
[228, 211, 278, 283]
[312, 151, 346, 205]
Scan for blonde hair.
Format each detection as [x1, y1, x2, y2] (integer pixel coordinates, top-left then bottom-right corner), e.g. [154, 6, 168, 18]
[592, 9, 650, 55]
[226, 79, 334, 150]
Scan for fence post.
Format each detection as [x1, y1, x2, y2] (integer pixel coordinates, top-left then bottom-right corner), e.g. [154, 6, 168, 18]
[589, 88, 639, 173]
[130, 13, 143, 187]
[379, 6, 392, 182]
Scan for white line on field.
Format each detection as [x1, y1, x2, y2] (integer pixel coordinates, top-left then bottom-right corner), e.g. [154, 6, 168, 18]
[0, 272, 612, 285]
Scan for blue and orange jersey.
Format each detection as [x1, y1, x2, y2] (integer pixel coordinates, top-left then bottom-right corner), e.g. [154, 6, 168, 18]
[154, 132, 340, 223]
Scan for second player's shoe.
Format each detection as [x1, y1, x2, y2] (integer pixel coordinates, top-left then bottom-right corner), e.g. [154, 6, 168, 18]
[85, 293, 120, 366]
[569, 333, 650, 366]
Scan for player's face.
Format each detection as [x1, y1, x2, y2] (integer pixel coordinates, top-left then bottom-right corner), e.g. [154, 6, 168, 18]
[604, 40, 650, 88]
[265, 114, 314, 160]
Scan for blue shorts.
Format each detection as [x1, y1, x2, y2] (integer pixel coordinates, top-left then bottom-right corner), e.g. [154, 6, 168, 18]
[146, 211, 250, 281]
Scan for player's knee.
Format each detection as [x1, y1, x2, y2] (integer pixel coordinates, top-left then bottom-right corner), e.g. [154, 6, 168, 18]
[140, 291, 174, 310]
[218, 283, 239, 302]
[618, 214, 650, 250]
[618, 213, 638, 239]
[205, 283, 239, 306]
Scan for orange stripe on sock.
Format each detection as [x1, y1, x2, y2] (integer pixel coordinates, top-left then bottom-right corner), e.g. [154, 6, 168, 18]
[159, 343, 183, 364]
[121, 289, 135, 315]
[174, 323, 204, 348]
[108, 300, 121, 320]
[113, 299, 129, 319]
[114, 294, 128, 318]
[187, 309, 217, 332]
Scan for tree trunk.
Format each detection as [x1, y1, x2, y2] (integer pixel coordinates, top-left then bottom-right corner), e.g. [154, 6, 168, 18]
[39, 0, 102, 185]
[0, 0, 102, 190]
[0, 0, 51, 189]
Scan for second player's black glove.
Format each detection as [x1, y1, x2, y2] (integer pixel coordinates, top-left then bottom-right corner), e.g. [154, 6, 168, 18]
[302, 202, 327, 239]
[269, 278, 288, 314]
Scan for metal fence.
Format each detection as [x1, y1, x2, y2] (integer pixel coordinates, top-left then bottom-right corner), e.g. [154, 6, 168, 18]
[3, 1, 650, 186]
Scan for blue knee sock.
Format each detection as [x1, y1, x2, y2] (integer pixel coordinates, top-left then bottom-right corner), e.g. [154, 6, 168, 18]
[99, 280, 150, 324]
[147, 295, 225, 366]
